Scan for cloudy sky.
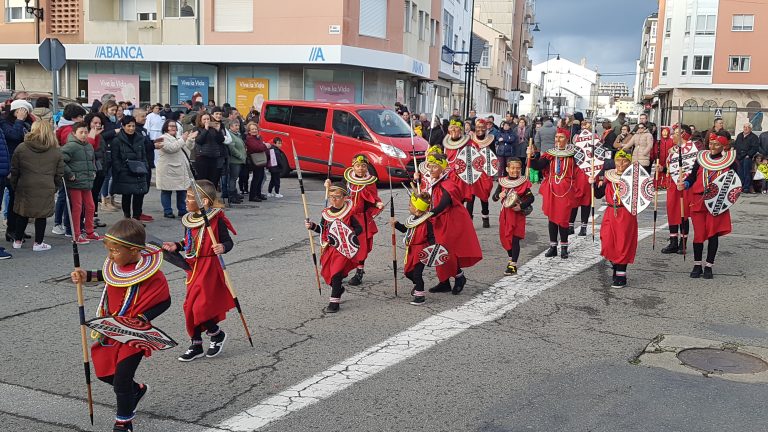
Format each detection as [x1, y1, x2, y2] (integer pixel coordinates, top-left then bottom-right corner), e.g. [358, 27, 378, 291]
[529, 0, 658, 89]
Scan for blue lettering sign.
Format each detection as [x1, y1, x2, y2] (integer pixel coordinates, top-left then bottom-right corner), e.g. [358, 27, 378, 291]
[308, 47, 326, 62]
[95, 45, 145, 60]
[412, 60, 425, 75]
[177, 76, 209, 105]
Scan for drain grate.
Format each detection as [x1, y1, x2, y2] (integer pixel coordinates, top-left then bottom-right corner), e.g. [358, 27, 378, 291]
[677, 348, 768, 374]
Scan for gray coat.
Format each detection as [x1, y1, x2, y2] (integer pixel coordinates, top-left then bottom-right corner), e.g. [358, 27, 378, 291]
[535, 120, 556, 153]
[10, 139, 65, 218]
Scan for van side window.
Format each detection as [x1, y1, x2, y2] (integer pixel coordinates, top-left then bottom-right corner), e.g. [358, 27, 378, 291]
[332, 110, 370, 141]
[290, 106, 327, 131]
[264, 105, 291, 125]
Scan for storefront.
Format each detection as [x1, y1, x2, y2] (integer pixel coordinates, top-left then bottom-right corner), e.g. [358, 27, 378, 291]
[226, 66, 279, 115]
[169, 64, 217, 106]
[303, 68, 363, 104]
[77, 61, 152, 106]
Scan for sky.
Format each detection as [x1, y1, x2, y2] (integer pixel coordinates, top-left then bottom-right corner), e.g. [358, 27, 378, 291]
[529, 0, 658, 90]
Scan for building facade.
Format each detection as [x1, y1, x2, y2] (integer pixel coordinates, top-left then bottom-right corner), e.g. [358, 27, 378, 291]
[653, 0, 768, 133]
[472, 19, 514, 115]
[521, 56, 597, 118]
[599, 81, 630, 99]
[634, 13, 658, 118]
[1, 0, 443, 114]
[437, 0, 472, 117]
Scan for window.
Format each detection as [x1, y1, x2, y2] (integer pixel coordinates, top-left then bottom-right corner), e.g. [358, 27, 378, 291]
[429, 19, 437, 46]
[685, 15, 691, 35]
[647, 45, 655, 67]
[695, 14, 716, 35]
[650, 21, 657, 38]
[164, 0, 195, 18]
[729, 56, 751, 72]
[480, 43, 490, 68]
[681, 55, 688, 75]
[661, 57, 668, 76]
[418, 11, 425, 40]
[404, 1, 412, 33]
[359, 0, 387, 38]
[454, 34, 458, 50]
[443, 11, 453, 47]
[119, 0, 157, 21]
[290, 106, 328, 132]
[424, 12, 429, 41]
[137, 12, 156, 20]
[332, 111, 370, 140]
[665, 17, 671, 36]
[692, 55, 712, 75]
[732, 14, 754, 31]
[264, 105, 291, 125]
[213, 0, 252, 32]
[5, 0, 33, 21]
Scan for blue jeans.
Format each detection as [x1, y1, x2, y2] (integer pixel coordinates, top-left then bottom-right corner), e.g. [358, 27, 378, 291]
[54, 186, 71, 233]
[160, 190, 187, 216]
[739, 157, 753, 192]
[100, 169, 112, 198]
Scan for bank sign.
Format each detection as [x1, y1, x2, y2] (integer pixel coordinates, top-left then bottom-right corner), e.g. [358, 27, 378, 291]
[95, 45, 144, 60]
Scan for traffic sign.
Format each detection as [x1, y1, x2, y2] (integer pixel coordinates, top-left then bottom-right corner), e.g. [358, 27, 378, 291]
[38, 38, 66, 72]
[714, 108, 723, 118]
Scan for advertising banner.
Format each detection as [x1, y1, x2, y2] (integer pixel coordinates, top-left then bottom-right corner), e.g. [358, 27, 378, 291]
[314, 81, 355, 103]
[177, 76, 209, 105]
[235, 78, 269, 115]
[87, 74, 140, 105]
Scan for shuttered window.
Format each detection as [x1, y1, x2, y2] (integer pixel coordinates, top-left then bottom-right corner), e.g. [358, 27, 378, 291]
[359, 0, 386, 38]
[214, 0, 253, 32]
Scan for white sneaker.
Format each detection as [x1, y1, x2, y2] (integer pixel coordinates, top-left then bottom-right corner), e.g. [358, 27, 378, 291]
[33, 242, 51, 252]
[51, 224, 66, 235]
[274, 193, 284, 198]
[12, 240, 22, 249]
[267, 193, 274, 197]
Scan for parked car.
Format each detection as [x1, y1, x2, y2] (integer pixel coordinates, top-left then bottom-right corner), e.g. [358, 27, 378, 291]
[259, 101, 429, 182]
[2, 90, 82, 112]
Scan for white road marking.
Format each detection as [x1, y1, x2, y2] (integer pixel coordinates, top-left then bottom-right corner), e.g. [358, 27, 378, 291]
[213, 225, 658, 431]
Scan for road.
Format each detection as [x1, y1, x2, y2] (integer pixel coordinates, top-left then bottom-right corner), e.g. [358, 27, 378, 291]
[1, 172, 767, 432]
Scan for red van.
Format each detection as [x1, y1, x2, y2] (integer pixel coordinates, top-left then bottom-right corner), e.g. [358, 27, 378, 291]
[258, 101, 429, 182]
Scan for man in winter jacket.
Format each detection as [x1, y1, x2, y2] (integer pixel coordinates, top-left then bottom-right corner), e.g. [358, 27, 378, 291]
[0, 126, 9, 258]
[734, 122, 760, 193]
[760, 131, 768, 158]
[534, 116, 556, 153]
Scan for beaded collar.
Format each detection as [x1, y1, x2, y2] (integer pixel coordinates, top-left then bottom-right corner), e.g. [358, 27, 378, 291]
[697, 149, 736, 171]
[498, 176, 527, 189]
[604, 169, 622, 184]
[546, 148, 575, 158]
[102, 244, 163, 288]
[442, 134, 470, 150]
[321, 199, 353, 222]
[404, 212, 433, 228]
[182, 208, 222, 229]
[343, 167, 377, 186]
[471, 133, 495, 148]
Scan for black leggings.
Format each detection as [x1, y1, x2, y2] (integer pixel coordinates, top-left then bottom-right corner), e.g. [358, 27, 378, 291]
[669, 219, 690, 235]
[548, 221, 569, 245]
[192, 319, 220, 341]
[465, 197, 489, 218]
[98, 352, 143, 421]
[121, 194, 145, 219]
[405, 262, 426, 295]
[268, 169, 281, 194]
[506, 237, 522, 262]
[15, 217, 45, 244]
[92, 171, 105, 216]
[569, 205, 590, 226]
[330, 272, 345, 302]
[249, 166, 265, 199]
[693, 235, 719, 264]
[196, 156, 222, 188]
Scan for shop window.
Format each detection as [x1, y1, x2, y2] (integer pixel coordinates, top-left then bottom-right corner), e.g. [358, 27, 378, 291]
[290, 106, 328, 132]
[165, 0, 195, 18]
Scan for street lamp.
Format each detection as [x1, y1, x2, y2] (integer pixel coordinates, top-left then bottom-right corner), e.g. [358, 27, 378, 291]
[24, 0, 43, 43]
[513, 19, 540, 115]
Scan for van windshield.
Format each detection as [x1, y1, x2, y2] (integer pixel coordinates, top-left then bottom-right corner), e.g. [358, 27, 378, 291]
[357, 109, 414, 138]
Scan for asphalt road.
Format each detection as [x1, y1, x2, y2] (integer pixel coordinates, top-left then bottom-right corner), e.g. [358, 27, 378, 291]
[2, 172, 767, 432]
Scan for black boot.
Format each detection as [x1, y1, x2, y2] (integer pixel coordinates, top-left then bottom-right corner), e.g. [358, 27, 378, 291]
[560, 246, 569, 259]
[325, 302, 340, 313]
[611, 276, 627, 288]
[578, 226, 587, 236]
[113, 421, 133, 432]
[348, 269, 364, 286]
[429, 280, 452, 293]
[482, 216, 490, 228]
[661, 237, 679, 254]
[702, 266, 713, 279]
[568, 225, 575, 235]
[452, 274, 466, 295]
[544, 246, 558, 257]
[690, 265, 703, 278]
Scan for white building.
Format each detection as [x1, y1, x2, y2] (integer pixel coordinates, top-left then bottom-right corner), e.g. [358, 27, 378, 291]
[522, 57, 598, 117]
[634, 13, 658, 120]
[438, 0, 473, 115]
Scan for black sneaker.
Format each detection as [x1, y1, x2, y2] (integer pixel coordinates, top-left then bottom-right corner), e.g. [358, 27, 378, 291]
[661, 237, 679, 254]
[164, 213, 176, 219]
[578, 226, 587, 236]
[178, 343, 204, 362]
[428, 280, 452, 293]
[702, 267, 713, 279]
[504, 263, 517, 275]
[348, 269, 364, 286]
[452, 274, 466, 295]
[325, 302, 340, 313]
[560, 246, 569, 259]
[611, 277, 627, 288]
[206, 330, 227, 358]
[544, 246, 558, 257]
[410, 296, 426, 305]
[94, 218, 107, 228]
[568, 226, 575, 235]
[113, 421, 133, 432]
[690, 265, 703, 278]
[249, 196, 263, 202]
[482, 217, 490, 228]
[132, 383, 147, 415]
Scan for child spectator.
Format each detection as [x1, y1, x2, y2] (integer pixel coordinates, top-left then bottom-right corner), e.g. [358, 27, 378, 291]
[267, 138, 284, 198]
[61, 122, 101, 243]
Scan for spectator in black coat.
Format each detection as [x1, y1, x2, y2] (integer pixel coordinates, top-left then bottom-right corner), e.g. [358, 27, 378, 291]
[734, 122, 760, 193]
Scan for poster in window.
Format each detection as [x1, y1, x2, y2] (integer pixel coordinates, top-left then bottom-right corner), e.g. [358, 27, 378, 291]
[315, 81, 355, 103]
[88, 74, 140, 105]
[178, 76, 209, 105]
[235, 78, 269, 116]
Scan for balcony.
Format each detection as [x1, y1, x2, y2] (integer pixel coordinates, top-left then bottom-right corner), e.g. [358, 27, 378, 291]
[86, 0, 198, 45]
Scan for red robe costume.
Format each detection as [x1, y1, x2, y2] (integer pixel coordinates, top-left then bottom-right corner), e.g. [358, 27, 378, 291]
[531, 149, 582, 228]
[402, 213, 434, 274]
[92, 249, 170, 378]
[443, 134, 474, 202]
[345, 168, 382, 264]
[319, 199, 360, 284]
[180, 209, 236, 338]
[495, 177, 533, 249]
[664, 144, 691, 225]
[467, 132, 496, 201]
[428, 172, 483, 281]
[596, 170, 638, 265]
[684, 151, 736, 243]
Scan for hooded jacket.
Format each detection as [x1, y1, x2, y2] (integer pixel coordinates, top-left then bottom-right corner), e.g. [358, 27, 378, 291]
[534, 120, 556, 153]
[9, 137, 65, 218]
[625, 129, 654, 166]
[61, 133, 97, 190]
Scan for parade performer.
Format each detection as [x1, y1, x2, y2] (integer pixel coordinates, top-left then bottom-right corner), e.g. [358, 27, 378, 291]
[423, 152, 483, 294]
[491, 158, 534, 275]
[656, 126, 675, 189]
[326, 154, 384, 286]
[677, 132, 739, 279]
[591, 149, 638, 288]
[305, 183, 363, 313]
[569, 120, 595, 237]
[71, 219, 171, 432]
[393, 191, 435, 305]
[661, 125, 693, 254]
[465, 118, 496, 227]
[528, 128, 582, 259]
[162, 180, 236, 361]
[442, 120, 473, 203]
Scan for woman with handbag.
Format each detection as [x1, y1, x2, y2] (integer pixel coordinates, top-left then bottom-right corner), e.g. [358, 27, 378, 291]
[156, 119, 194, 218]
[110, 116, 149, 220]
[244, 121, 269, 202]
[193, 112, 226, 187]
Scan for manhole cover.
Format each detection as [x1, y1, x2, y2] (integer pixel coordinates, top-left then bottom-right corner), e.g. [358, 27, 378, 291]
[677, 348, 768, 374]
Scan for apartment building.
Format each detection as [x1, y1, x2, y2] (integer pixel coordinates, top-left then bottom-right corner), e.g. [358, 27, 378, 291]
[472, 19, 514, 115]
[521, 56, 597, 118]
[634, 13, 658, 117]
[0, 0, 443, 113]
[599, 81, 630, 99]
[653, 0, 768, 133]
[436, 0, 472, 116]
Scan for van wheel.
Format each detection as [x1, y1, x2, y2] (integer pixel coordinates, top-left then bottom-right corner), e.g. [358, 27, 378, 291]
[279, 151, 291, 177]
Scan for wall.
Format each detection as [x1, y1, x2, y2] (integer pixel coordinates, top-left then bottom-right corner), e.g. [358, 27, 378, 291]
[713, 0, 768, 85]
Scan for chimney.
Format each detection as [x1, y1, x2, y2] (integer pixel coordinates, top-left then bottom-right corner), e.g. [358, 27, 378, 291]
[580, 58, 587, 67]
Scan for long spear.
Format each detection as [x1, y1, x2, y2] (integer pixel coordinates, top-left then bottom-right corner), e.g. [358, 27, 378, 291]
[678, 142, 687, 261]
[292, 140, 323, 296]
[652, 128, 660, 250]
[62, 179, 95, 425]
[182, 154, 254, 347]
[325, 132, 335, 206]
[408, 117, 420, 193]
[426, 88, 439, 145]
[385, 139, 399, 297]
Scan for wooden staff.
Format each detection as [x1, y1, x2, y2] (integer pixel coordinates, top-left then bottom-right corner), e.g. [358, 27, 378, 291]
[526, 138, 533, 179]
[590, 131, 596, 242]
[678, 142, 687, 261]
[409, 117, 420, 193]
[652, 133, 660, 250]
[62, 179, 95, 424]
[325, 132, 335, 206]
[384, 139, 400, 297]
[292, 140, 323, 296]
